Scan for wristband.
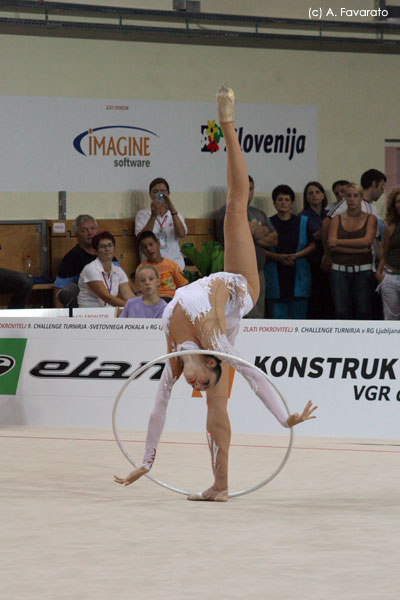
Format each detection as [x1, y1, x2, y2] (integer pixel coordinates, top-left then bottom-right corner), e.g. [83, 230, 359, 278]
[171, 212, 177, 216]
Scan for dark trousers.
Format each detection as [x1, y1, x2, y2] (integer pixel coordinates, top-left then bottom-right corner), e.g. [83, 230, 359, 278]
[330, 269, 373, 320]
[307, 262, 335, 319]
[0, 268, 33, 308]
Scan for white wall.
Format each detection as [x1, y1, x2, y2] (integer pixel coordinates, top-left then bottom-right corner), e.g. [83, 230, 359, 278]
[0, 0, 397, 219]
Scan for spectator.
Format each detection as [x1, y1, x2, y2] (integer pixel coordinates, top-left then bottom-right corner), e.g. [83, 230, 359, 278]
[53, 214, 98, 308]
[361, 169, 387, 318]
[135, 231, 188, 299]
[120, 265, 167, 318]
[328, 183, 377, 320]
[264, 185, 315, 319]
[321, 172, 384, 274]
[77, 231, 134, 308]
[0, 268, 33, 309]
[135, 177, 187, 271]
[327, 180, 350, 209]
[216, 175, 278, 318]
[361, 168, 386, 207]
[299, 181, 333, 319]
[376, 187, 400, 320]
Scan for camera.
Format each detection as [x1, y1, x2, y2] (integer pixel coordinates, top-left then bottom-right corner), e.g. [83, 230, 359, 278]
[156, 192, 164, 202]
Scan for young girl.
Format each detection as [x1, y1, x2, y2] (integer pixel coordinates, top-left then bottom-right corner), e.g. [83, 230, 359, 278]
[120, 266, 167, 318]
[114, 86, 317, 501]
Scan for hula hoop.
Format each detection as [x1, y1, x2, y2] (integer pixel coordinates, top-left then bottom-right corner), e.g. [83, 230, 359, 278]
[112, 349, 294, 498]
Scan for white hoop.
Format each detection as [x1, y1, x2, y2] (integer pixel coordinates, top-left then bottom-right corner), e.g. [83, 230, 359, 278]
[112, 349, 294, 498]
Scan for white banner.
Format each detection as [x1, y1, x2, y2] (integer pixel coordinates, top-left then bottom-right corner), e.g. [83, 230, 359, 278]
[0, 95, 317, 192]
[0, 318, 399, 439]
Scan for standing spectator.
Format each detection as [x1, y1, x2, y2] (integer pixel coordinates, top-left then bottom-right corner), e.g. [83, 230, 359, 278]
[328, 183, 377, 320]
[361, 169, 387, 318]
[264, 185, 315, 319]
[135, 177, 187, 271]
[322, 180, 350, 268]
[327, 180, 350, 210]
[299, 181, 333, 319]
[326, 170, 385, 219]
[361, 169, 386, 208]
[321, 172, 384, 275]
[120, 266, 167, 318]
[53, 214, 98, 307]
[77, 232, 133, 308]
[376, 187, 400, 320]
[216, 175, 278, 318]
[135, 231, 188, 299]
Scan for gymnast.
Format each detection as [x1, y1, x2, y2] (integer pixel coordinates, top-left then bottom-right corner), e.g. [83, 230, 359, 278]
[114, 86, 317, 501]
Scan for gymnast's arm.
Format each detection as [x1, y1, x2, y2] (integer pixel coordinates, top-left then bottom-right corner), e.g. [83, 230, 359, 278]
[114, 344, 182, 486]
[202, 319, 316, 428]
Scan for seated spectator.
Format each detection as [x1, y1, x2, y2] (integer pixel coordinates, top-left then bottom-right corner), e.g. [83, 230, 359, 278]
[120, 266, 167, 318]
[216, 175, 278, 318]
[0, 268, 33, 309]
[376, 187, 400, 320]
[135, 231, 188, 299]
[328, 183, 376, 320]
[77, 231, 134, 308]
[299, 181, 333, 319]
[264, 185, 315, 319]
[135, 177, 187, 270]
[53, 214, 98, 308]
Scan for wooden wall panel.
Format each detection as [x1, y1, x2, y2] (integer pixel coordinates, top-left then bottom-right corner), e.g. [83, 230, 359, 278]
[0, 223, 44, 275]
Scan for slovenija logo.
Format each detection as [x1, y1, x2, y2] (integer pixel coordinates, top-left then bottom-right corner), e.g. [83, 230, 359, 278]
[201, 121, 306, 160]
[201, 120, 224, 154]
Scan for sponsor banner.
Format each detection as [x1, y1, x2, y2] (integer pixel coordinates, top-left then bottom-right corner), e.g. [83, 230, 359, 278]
[0, 318, 398, 438]
[0, 95, 316, 192]
[0, 338, 27, 395]
[1, 307, 116, 319]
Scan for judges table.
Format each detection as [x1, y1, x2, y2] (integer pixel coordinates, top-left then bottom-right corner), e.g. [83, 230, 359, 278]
[0, 309, 399, 440]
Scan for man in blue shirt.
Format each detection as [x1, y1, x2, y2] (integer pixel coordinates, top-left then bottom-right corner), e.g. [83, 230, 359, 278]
[53, 214, 98, 307]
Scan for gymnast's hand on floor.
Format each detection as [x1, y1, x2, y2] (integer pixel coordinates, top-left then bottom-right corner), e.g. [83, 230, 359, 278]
[113, 466, 148, 486]
[286, 400, 317, 428]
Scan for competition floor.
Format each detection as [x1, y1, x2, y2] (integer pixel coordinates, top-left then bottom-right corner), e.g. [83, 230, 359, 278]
[1, 426, 399, 600]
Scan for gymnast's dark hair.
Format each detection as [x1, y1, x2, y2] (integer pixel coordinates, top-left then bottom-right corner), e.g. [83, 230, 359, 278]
[205, 354, 222, 384]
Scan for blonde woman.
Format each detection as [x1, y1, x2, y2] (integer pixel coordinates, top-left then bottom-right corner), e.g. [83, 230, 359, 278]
[328, 183, 377, 319]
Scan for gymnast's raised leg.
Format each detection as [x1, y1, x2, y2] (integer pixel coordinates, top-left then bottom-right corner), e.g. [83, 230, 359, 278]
[219, 86, 260, 304]
[188, 86, 258, 502]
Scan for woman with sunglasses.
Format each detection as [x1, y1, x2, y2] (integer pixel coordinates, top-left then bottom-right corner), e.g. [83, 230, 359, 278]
[77, 231, 134, 308]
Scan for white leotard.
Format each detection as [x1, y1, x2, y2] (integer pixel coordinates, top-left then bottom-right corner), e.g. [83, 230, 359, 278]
[142, 273, 288, 471]
[162, 272, 252, 343]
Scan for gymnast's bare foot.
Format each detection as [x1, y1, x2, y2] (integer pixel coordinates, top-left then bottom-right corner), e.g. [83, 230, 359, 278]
[217, 84, 235, 123]
[187, 486, 228, 502]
